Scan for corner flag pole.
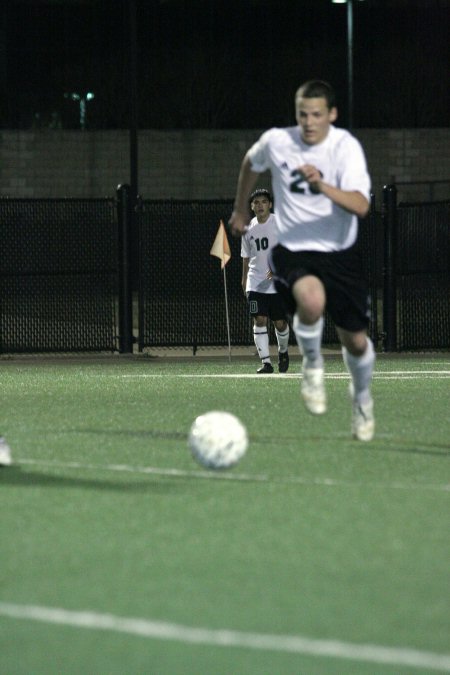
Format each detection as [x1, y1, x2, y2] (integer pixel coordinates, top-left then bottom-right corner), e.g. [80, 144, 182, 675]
[210, 220, 232, 363]
[222, 263, 232, 363]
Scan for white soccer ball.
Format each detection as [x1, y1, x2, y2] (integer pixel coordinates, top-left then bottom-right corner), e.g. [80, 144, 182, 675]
[188, 411, 248, 470]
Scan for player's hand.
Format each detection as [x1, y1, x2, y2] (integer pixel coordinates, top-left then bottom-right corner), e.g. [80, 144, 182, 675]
[228, 211, 247, 237]
[298, 164, 323, 194]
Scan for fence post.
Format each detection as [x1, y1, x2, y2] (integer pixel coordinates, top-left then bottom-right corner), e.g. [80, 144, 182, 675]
[382, 184, 397, 351]
[367, 192, 379, 348]
[116, 184, 134, 353]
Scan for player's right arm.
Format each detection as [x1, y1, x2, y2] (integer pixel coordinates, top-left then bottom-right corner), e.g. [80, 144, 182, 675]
[229, 154, 260, 237]
[241, 257, 249, 296]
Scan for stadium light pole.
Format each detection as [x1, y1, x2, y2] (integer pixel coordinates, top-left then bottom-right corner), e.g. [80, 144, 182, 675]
[331, 0, 365, 130]
[64, 91, 95, 130]
[129, 0, 138, 204]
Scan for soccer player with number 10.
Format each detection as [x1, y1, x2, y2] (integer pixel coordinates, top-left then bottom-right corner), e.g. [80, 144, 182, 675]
[241, 188, 290, 374]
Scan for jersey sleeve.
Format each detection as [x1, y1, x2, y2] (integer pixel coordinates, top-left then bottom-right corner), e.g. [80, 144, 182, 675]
[336, 135, 371, 201]
[247, 129, 274, 172]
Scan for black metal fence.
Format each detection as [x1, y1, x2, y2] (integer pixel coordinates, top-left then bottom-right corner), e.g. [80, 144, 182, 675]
[0, 187, 448, 354]
[137, 199, 242, 351]
[382, 188, 450, 351]
[0, 198, 119, 353]
[136, 196, 379, 351]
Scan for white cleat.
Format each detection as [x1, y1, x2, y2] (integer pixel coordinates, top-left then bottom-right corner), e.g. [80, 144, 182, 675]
[351, 398, 375, 441]
[0, 437, 12, 466]
[301, 366, 327, 415]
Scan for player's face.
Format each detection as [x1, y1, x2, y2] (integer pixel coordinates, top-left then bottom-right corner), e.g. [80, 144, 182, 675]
[251, 196, 271, 222]
[295, 96, 337, 145]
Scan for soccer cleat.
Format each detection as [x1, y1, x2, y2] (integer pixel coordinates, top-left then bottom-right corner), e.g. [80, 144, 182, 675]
[301, 365, 327, 415]
[278, 351, 290, 373]
[0, 437, 12, 466]
[351, 398, 375, 441]
[257, 362, 274, 374]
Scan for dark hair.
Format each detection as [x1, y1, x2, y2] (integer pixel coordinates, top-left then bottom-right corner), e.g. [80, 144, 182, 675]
[249, 188, 272, 203]
[295, 80, 336, 110]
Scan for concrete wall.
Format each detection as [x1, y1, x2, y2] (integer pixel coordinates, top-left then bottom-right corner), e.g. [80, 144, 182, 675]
[1, 128, 449, 204]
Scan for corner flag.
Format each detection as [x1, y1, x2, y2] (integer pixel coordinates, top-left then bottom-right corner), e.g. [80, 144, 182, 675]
[210, 219, 232, 361]
[210, 220, 231, 269]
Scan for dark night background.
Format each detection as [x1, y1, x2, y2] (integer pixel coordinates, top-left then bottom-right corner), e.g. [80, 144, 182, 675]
[0, 0, 449, 130]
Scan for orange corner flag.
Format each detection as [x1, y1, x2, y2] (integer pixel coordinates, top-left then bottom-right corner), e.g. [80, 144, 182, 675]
[210, 220, 231, 269]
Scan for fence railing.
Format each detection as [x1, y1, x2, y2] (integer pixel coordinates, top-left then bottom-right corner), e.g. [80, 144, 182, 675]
[0, 186, 448, 354]
[381, 186, 450, 351]
[0, 197, 120, 353]
[393, 179, 450, 204]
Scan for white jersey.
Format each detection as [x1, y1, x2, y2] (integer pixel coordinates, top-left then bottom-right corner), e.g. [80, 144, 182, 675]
[247, 125, 371, 252]
[241, 213, 278, 293]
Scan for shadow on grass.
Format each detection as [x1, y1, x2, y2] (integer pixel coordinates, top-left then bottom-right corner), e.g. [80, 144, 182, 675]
[0, 465, 183, 494]
[70, 427, 450, 457]
[364, 440, 450, 457]
[64, 428, 187, 441]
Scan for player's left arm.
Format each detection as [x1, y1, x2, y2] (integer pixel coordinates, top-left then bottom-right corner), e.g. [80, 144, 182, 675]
[299, 164, 370, 218]
[318, 182, 369, 218]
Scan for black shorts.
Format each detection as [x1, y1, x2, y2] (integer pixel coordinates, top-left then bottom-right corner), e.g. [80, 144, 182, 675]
[247, 291, 287, 322]
[269, 243, 370, 332]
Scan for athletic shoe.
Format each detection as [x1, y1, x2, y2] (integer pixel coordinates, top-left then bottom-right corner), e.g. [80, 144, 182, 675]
[351, 398, 375, 441]
[257, 362, 274, 374]
[301, 366, 326, 415]
[0, 437, 12, 466]
[278, 351, 289, 373]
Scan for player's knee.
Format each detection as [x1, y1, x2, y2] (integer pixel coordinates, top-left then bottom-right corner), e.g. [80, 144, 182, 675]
[340, 330, 368, 356]
[254, 316, 267, 328]
[274, 319, 288, 331]
[293, 276, 325, 319]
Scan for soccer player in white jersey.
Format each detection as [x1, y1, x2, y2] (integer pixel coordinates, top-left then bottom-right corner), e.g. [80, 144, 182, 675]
[241, 188, 290, 374]
[229, 80, 375, 441]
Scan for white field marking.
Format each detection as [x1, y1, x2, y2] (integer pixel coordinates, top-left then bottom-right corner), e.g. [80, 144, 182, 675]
[417, 361, 450, 365]
[118, 371, 450, 380]
[0, 603, 449, 672]
[17, 458, 450, 492]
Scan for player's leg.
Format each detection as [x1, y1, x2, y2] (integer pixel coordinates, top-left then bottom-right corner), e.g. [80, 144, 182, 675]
[292, 275, 327, 414]
[248, 293, 273, 373]
[271, 293, 290, 373]
[253, 315, 273, 373]
[292, 275, 325, 366]
[327, 245, 375, 440]
[270, 245, 326, 411]
[338, 328, 375, 441]
[273, 318, 290, 372]
[0, 436, 12, 466]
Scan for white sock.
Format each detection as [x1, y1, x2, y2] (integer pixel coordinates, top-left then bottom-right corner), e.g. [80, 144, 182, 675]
[275, 326, 290, 354]
[253, 326, 271, 363]
[293, 315, 323, 368]
[342, 337, 375, 405]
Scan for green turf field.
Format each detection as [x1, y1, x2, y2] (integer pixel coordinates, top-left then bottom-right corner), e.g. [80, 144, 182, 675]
[1, 353, 449, 674]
